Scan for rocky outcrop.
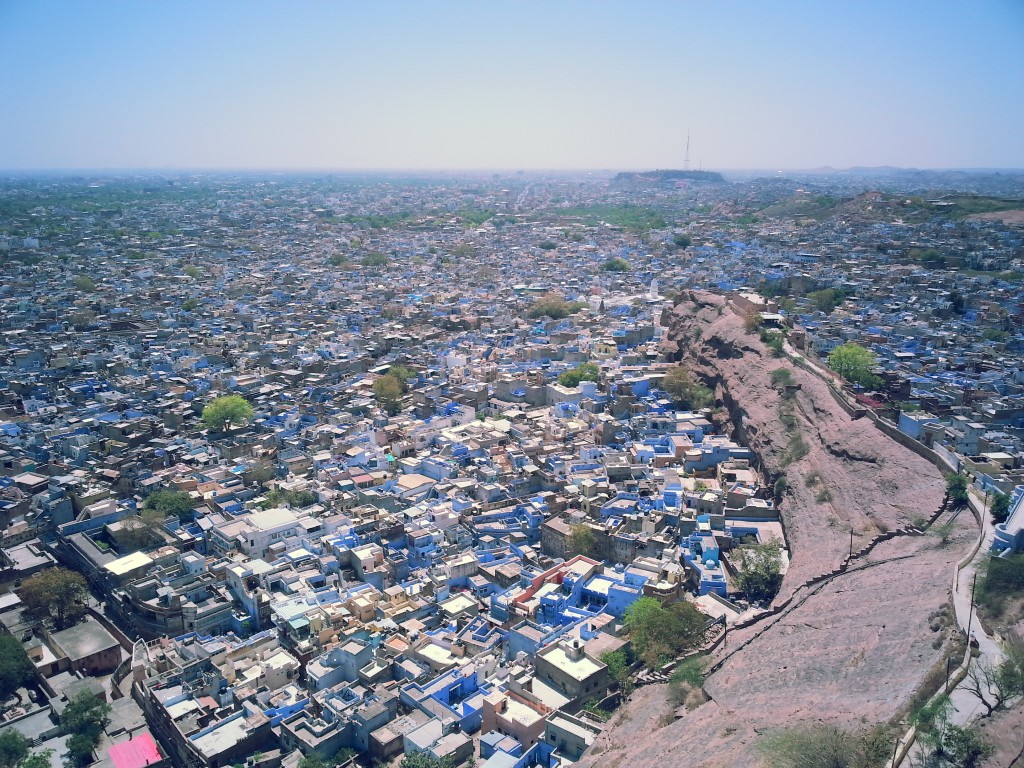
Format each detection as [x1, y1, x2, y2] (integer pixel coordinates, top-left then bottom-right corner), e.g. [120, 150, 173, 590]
[663, 292, 945, 594]
[578, 292, 973, 767]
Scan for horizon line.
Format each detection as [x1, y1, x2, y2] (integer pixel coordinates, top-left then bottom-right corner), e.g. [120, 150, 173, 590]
[3, 165, 1024, 177]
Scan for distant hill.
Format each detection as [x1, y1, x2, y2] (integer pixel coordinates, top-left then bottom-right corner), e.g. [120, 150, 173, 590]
[613, 169, 725, 184]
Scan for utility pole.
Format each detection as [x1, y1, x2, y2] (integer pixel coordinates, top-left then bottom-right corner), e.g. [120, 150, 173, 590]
[849, 527, 854, 559]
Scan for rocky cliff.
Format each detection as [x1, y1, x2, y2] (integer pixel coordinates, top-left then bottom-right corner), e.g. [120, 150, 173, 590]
[663, 291, 946, 593]
[578, 292, 975, 768]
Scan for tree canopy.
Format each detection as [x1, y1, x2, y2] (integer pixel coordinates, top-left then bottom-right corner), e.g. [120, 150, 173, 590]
[0, 734, 49, 768]
[734, 540, 784, 603]
[599, 650, 629, 685]
[624, 596, 706, 668]
[400, 754, 454, 768]
[61, 692, 111, 768]
[385, 365, 414, 386]
[373, 376, 404, 415]
[991, 491, 1012, 524]
[558, 363, 600, 388]
[662, 366, 714, 410]
[946, 472, 970, 510]
[118, 507, 168, 551]
[758, 724, 890, 768]
[17, 568, 88, 630]
[827, 343, 880, 389]
[143, 488, 194, 517]
[201, 394, 254, 431]
[527, 293, 586, 320]
[0, 635, 34, 698]
[361, 252, 388, 267]
[0, 732, 28, 768]
[806, 288, 850, 314]
[602, 257, 630, 272]
[567, 524, 596, 557]
[259, 487, 317, 510]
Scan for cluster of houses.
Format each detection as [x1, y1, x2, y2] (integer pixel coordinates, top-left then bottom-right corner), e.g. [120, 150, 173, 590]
[0, 175, 797, 768]
[2, 169, 1023, 768]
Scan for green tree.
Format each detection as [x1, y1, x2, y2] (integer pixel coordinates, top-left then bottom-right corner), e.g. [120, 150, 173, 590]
[0, 730, 28, 768]
[624, 597, 706, 668]
[400, 754, 454, 768]
[527, 293, 586, 320]
[61, 692, 111, 768]
[827, 343, 880, 388]
[734, 540, 784, 603]
[328, 253, 348, 266]
[201, 395, 254, 431]
[182, 265, 202, 278]
[567, 524, 596, 557]
[538, 240, 558, 250]
[672, 234, 691, 248]
[770, 367, 794, 389]
[758, 724, 890, 768]
[259, 487, 317, 510]
[143, 489, 194, 517]
[946, 473, 970, 510]
[662, 366, 713, 410]
[386, 365, 414, 389]
[119, 507, 169, 550]
[912, 693, 953, 756]
[0, 635, 34, 698]
[990, 491, 1012, 524]
[64, 734, 95, 768]
[558, 363, 600, 388]
[943, 725, 993, 768]
[759, 328, 785, 357]
[20, 751, 53, 768]
[297, 755, 331, 768]
[602, 257, 630, 272]
[806, 288, 847, 314]
[667, 656, 707, 707]
[361, 252, 388, 267]
[981, 328, 1010, 343]
[181, 298, 199, 312]
[17, 567, 88, 630]
[373, 376, 404, 415]
[72, 275, 95, 291]
[599, 650, 630, 688]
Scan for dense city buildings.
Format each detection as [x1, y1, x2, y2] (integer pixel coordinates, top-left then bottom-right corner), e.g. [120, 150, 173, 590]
[1, 169, 1023, 768]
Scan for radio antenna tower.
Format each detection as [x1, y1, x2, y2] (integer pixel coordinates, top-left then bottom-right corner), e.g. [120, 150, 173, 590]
[684, 131, 691, 172]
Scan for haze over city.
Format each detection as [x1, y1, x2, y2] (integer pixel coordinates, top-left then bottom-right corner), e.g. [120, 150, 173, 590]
[1, 0, 1023, 171]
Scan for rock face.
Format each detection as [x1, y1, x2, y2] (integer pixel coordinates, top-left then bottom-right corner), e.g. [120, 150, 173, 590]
[578, 292, 973, 768]
[663, 292, 946, 594]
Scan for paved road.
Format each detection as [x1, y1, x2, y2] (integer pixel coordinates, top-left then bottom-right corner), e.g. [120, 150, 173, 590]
[946, 490, 1002, 719]
[901, 491, 1002, 765]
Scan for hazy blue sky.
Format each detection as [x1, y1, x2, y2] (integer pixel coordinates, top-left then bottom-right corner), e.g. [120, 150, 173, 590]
[1, 1, 1022, 171]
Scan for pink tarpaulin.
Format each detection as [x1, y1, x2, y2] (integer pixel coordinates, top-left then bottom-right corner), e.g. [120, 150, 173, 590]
[108, 732, 161, 768]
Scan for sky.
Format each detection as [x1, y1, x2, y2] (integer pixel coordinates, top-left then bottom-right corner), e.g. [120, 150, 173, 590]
[1, 1, 1022, 171]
